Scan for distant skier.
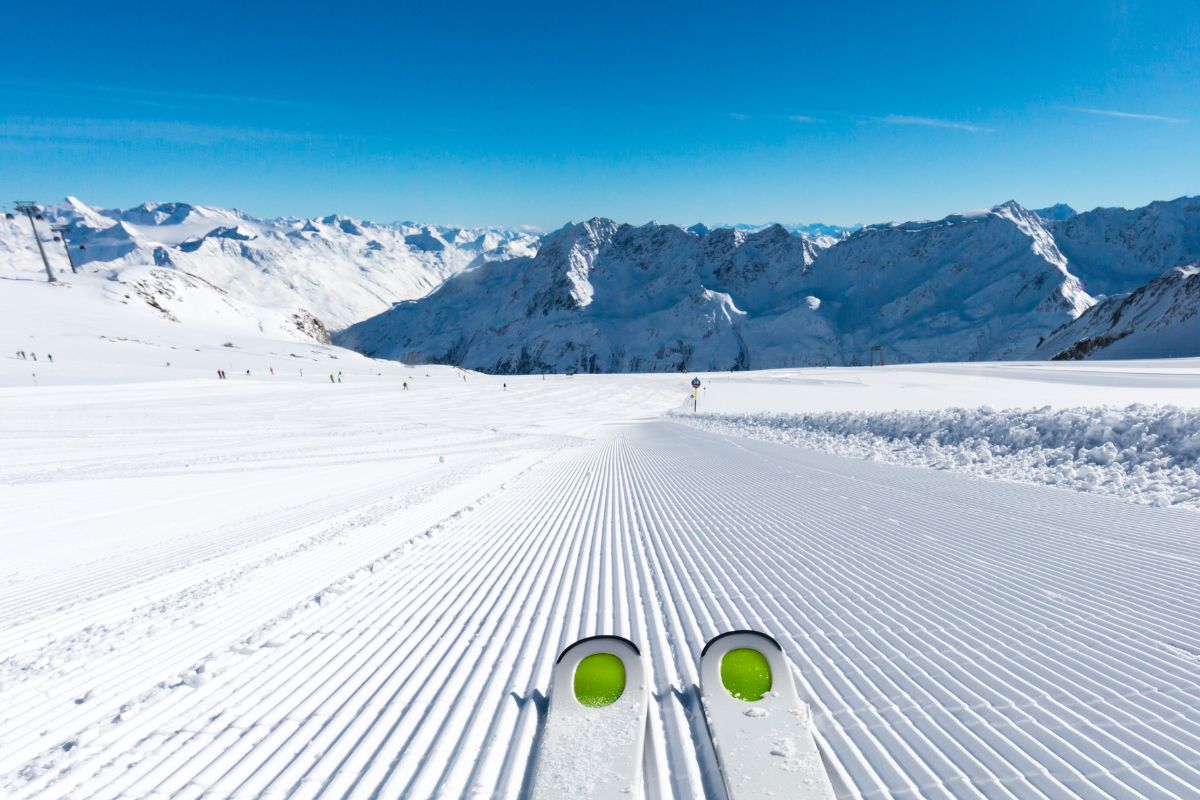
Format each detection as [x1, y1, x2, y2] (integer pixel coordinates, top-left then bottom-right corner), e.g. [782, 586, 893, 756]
[403, 382, 408, 390]
[503, 382, 507, 391]
[330, 373, 335, 383]
[31, 353, 36, 361]
[47, 354, 53, 363]
[269, 366, 274, 375]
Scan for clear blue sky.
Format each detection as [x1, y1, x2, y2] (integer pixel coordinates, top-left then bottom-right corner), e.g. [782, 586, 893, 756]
[2, 1, 1197, 229]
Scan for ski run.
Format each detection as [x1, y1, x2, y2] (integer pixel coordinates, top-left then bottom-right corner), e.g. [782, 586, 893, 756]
[2, 361, 1200, 798]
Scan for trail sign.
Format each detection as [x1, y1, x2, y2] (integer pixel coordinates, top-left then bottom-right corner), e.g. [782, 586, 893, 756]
[691, 377, 701, 411]
[691, 378, 701, 389]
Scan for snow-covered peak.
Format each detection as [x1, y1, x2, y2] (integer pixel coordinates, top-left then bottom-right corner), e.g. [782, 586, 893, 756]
[1050, 195, 1200, 296]
[1036, 261, 1200, 360]
[1, 197, 542, 333]
[1034, 203, 1077, 222]
[336, 203, 1089, 372]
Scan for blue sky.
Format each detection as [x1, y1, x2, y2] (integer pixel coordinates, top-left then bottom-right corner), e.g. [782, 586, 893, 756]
[1, 1, 1197, 229]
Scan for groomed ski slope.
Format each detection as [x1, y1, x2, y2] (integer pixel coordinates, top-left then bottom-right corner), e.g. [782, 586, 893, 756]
[2, 366, 1200, 798]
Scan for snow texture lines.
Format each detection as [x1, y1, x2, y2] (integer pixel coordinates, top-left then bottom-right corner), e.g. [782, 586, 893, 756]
[4, 422, 1200, 798]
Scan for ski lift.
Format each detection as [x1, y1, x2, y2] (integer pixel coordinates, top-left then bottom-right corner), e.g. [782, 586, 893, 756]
[34, 214, 44, 221]
[53, 235, 61, 242]
[4, 212, 14, 220]
[79, 243, 87, 251]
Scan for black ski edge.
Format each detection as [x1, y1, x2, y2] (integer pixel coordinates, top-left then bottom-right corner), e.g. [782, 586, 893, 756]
[700, 629, 783, 658]
[556, 634, 641, 664]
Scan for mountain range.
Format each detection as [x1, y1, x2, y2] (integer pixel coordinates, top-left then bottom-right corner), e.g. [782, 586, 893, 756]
[1, 198, 538, 337]
[4, 195, 1198, 370]
[338, 197, 1199, 371]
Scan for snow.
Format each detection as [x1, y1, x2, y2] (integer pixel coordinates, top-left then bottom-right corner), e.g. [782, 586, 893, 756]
[679, 402, 1200, 508]
[4, 195, 1200, 798]
[3, 344, 1200, 797]
[340, 202, 1098, 371]
[1051, 196, 1200, 296]
[1, 198, 540, 332]
[1036, 262, 1200, 361]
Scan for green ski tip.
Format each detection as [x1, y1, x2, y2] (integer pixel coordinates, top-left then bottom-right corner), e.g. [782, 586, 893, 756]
[721, 647, 772, 702]
[573, 652, 626, 708]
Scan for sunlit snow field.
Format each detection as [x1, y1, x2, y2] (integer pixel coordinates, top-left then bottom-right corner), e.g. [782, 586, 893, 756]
[2, 296, 1200, 797]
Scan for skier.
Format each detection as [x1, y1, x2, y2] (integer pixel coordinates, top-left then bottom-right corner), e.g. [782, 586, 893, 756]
[47, 354, 52, 363]
[403, 382, 408, 390]
[330, 373, 335, 383]
[503, 382, 507, 391]
[269, 366, 274, 375]
[31, 353, 36, 361]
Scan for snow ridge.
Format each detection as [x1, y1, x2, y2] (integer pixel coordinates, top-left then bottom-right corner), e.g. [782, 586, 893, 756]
[1037, 263, 1200, 361]
[340, 201, 1096, 372]
[0, 198, 539, 335]
[676, 404, 1200, 507]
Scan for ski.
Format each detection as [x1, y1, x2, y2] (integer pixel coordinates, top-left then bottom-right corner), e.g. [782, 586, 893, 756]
[531, 635, 649, 800]
[700, 630, 837, 800]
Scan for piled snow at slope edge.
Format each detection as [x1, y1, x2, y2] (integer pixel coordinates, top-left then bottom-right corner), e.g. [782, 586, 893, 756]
[675, 404, 1200, 507]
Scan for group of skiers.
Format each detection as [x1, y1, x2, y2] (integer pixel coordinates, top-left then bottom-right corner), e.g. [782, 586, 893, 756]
[14, 351, 51, 362]
[211, 367, 414, 387]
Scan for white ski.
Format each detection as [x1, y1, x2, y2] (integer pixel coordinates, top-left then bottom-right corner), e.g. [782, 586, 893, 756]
[700, 630, 837, 800]
[531, 635, 649, 800]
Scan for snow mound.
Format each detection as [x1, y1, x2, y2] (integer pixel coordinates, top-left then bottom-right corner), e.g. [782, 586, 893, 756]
[677, 405, 1200, 508]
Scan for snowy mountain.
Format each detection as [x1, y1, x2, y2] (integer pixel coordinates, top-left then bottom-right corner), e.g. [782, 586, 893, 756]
[714, 221, 861, 239]
[7, 194, 1199, 371]
[1, 198, 539, 337]
[1033, 203, 1077, 222]
[336, 202, 1095, 372]
[1035, 263, 1200, 360]
[339, 220, 827, 372]
[1049, 196, 1200, 296]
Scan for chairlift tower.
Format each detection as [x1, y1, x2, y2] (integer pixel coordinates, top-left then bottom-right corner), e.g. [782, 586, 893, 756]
[49, 225, 79, 273]
[15, 202, 55, 283]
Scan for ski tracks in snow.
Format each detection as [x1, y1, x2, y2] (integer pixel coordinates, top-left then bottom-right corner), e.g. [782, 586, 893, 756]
[3, 421, 1200, 798]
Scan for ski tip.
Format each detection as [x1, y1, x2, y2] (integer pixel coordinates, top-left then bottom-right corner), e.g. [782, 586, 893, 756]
[701, 629, 783, 657]
[556, 635, 641, 664]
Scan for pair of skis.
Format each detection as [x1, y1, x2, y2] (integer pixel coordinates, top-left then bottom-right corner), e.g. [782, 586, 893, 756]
[530, 630, 837, 799]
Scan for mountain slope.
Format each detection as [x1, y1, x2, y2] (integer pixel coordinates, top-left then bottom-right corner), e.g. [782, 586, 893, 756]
[1050, 195, 1200, 296]
[338, 220, 830, 372]
[1035, 263, 1200, 360]
[805, 201, 1092, 363]
[2, 198, 539, 333]
[337, 203, 1094, 372]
